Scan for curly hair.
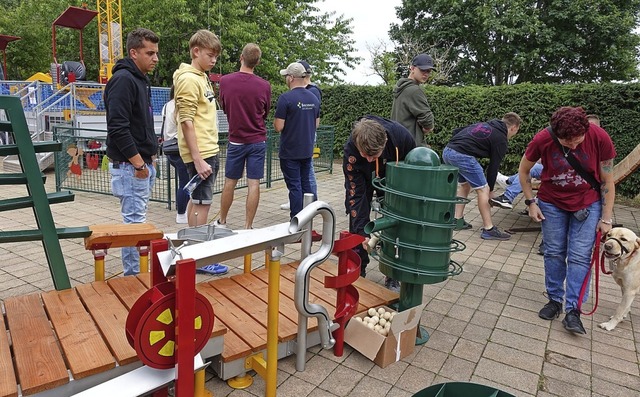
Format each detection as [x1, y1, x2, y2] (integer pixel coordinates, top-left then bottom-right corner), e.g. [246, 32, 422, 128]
[550, 107, 590, 140]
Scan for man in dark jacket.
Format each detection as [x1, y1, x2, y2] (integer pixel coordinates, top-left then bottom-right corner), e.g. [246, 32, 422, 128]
[391, 53, 435, 146]
[343, 115, 416, 291]
[104, 28, 159, 276]
[442, 113, 521, 240]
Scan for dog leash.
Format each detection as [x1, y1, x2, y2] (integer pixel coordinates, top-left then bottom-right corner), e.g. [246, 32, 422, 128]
[578, 231, 604, 315]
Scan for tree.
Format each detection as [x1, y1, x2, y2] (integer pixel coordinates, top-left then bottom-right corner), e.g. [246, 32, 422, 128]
[366, 36, 456, 86]
[0, 0, 360, 86]
[366, 40, 397, 85]
[390, 0, 640, 85]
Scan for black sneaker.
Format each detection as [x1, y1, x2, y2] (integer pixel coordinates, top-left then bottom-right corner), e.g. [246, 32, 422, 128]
[562, 309, 586, 334]
[455, 218, 473, 230]
[490, 194, 513, 209]
[538, 300, 562, 320]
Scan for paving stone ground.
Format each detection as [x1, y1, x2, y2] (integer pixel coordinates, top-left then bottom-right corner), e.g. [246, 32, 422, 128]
[1, 165, 638, 397]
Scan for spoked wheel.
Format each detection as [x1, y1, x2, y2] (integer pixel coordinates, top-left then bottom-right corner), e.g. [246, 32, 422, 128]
[125, 281, 214, 369]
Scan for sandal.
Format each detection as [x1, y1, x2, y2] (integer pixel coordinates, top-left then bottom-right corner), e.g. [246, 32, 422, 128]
[196, 263, 229, 275]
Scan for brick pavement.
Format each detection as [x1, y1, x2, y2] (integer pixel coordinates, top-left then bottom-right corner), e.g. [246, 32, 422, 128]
[0, 167, 639, 396]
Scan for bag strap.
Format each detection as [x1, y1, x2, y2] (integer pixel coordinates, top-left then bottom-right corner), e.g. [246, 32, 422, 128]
[160, 103, 167, 140]
[546, 126, 600, 193]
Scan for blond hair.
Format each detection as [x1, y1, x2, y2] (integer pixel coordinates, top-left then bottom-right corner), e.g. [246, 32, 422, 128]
[189, 30, 222, 58]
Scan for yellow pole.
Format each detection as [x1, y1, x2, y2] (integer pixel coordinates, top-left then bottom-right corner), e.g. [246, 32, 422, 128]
[243, 253, 252, 273]
[266, 248, 281, 397]
[139, 247, 149, 274]
[194, 369, 212, 397]
[94, 254, 105, 282]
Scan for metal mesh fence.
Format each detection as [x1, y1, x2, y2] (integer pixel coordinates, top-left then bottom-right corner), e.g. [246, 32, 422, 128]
[54, 125, 334, 208]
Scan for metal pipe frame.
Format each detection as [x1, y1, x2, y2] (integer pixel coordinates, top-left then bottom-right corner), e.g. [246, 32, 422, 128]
[291, 201, 337, 372]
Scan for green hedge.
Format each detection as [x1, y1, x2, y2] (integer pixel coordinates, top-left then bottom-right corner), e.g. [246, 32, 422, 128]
[269, 82, 640, 197]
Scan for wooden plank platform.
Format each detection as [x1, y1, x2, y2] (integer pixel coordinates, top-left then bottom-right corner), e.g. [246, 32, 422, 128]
[0, 260, 397, 395]
[4, 293, 69, 395]
[41, 289, 115, 379]
[0, 304, 18, 397]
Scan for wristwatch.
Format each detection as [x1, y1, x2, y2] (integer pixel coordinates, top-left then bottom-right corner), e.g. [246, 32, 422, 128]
[134, 164, 146, 171]
[524, 198, 537, 206]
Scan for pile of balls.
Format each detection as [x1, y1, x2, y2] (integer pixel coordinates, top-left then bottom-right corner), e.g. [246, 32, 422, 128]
[353, 307, 397, 336]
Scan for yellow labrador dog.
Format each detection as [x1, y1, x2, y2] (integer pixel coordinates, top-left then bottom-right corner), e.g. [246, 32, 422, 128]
[599, 227, 640, 331]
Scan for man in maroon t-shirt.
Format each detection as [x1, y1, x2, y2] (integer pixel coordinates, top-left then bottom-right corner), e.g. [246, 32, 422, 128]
[216, 43, 271, 229]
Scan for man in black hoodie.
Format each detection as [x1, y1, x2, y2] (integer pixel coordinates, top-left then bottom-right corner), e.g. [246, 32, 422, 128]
[343, 116, 416, 292]
[442, 113, 521, 241]
[104, 28, 159, 276]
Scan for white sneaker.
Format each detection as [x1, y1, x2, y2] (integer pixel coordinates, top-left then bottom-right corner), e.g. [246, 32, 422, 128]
[280, 202, 290, 210]
[176, 213, 188, 224]
[213, 219, 228, 229]
[496, 172, 509, 189]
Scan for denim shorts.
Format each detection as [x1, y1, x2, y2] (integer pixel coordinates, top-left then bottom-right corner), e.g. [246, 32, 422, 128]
[442, 146, 488, 189]
[185, 155, 219, 205]
[225, 141, 266, 180]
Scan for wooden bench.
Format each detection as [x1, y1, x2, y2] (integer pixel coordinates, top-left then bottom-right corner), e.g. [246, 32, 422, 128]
[84, 224, 164, 281]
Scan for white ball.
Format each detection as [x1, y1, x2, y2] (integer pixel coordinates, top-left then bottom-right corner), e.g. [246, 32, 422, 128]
[370, 315, 379, 324]
[384, 322, 391, 330]
[377, 307, 386, 316]
[366, 322, 375, 330]
[379, 318, 387, 327]
[382, 312, 391, 320]
[374, 324, 382, 331]
[379, 328, 388, 336]
[368, 308, 377, 316]
[362, 316, 370, 323]
[354, 316, 363, 322]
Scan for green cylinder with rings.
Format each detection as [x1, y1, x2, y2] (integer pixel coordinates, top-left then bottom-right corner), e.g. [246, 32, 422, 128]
[364, 146, 466, 288]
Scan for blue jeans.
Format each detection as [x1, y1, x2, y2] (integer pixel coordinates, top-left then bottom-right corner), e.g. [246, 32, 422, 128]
[504, 163, 544, 203]
[280, 158, 312, 219]
[167, 153, 189, 215]
[442, 147, 487, 188]
[309, 159, 318, 198]
[110, 162, 157, 276]
[538, 199, 601, 311]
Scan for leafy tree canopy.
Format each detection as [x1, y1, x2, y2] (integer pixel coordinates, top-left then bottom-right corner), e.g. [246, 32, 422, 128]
[390, 0, 640, 85]
[0, 0, 360, 86]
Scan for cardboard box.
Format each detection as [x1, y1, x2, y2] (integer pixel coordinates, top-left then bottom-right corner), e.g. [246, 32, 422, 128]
[344, 303, 425, 368]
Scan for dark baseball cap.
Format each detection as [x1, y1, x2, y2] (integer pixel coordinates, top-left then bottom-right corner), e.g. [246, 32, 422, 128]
[298, 60, 313, 74]
[411, 54, 434, 71]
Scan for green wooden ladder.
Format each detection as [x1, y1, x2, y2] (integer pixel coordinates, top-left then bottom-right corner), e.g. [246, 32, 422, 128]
[0, 95, 91, 290]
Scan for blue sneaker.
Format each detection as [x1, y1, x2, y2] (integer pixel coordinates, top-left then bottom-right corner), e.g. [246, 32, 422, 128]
[481, 226, 511, 240]
[196, 263, 229, 275]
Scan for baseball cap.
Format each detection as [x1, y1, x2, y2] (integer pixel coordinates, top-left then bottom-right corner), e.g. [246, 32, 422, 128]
[279, 62, 307, 78]
[298, 60, 313, 74]
[411, 53, 434, 71]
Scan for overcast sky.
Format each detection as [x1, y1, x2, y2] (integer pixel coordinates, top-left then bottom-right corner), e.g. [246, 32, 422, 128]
[315, 0, 402, 85]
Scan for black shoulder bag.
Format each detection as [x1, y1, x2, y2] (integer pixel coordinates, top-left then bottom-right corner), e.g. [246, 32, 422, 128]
[546, 126, 600, 194]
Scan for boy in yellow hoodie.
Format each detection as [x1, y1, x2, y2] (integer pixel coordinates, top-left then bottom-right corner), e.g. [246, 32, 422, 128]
[173, 30, 222, 226]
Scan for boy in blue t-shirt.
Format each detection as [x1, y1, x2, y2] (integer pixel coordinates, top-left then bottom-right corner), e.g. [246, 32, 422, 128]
[274, 62, 320, 219]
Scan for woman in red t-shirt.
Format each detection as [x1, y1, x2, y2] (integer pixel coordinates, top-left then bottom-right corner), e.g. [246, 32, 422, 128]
[518, 106, 615, 335]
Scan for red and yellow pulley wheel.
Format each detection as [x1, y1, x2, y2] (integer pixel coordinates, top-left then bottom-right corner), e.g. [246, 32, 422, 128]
[125, 281, 214, 369]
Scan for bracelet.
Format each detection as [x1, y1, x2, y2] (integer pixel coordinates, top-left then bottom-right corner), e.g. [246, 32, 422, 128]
[134, 164, 146, 171]
[600, 218, 612, 225]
